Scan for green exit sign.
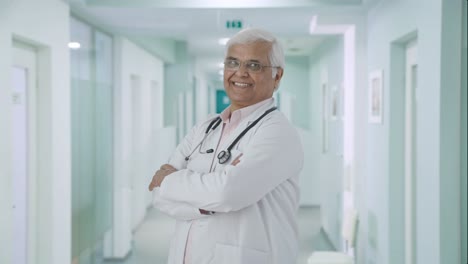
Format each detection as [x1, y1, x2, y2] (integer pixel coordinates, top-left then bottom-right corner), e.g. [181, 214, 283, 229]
[226, 20, 243, 29]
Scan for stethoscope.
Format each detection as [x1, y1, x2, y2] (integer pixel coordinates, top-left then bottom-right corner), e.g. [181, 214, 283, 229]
[185, 106, 277, 164]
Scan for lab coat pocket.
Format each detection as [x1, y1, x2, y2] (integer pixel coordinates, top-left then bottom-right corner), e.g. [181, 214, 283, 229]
[211, 243, 270, 264]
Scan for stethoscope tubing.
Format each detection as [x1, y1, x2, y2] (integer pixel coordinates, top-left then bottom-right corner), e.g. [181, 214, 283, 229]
[185, 106, 277, 164]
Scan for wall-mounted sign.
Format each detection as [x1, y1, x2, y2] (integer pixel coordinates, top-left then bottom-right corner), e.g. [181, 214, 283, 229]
[226, 20, 243, 29]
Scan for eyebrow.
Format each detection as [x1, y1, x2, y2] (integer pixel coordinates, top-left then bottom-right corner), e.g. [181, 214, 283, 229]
[225, 57, 262, 63]
[246, 59, 261, 63]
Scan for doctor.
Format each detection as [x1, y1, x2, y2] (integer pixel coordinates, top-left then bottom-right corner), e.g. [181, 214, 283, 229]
[148, 28, 304, 264]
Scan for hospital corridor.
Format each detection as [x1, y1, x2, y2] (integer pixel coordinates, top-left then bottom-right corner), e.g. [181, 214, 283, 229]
[0, 0, 466, 264]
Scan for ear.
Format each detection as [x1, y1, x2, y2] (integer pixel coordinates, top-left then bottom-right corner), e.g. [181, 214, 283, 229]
[274, 68, 284, 86]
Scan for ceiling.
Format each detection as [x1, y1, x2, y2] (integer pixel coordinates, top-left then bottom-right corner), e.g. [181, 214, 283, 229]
[68, 0, 376, 81]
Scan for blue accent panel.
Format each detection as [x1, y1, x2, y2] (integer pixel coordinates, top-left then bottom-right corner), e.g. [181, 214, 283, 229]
[216, 90, 230, 113]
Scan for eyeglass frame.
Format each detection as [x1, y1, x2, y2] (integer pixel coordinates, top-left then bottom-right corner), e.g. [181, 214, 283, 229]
[223, 58, 280, 73]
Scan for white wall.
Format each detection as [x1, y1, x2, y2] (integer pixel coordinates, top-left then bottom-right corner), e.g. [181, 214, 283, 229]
[108, 36, 165, 258]
[193, 58, 212, 123]
[296, 128, 320, 206]
[281, 57, 311, 129]
[366, 0, 463, 263]
[164, 42, 192, 128]
[0, 0, 71, 263]
[308, 37, 345, 247]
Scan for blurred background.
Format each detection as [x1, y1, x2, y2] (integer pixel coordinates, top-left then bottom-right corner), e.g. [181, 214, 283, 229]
[0, 0, 466, 264]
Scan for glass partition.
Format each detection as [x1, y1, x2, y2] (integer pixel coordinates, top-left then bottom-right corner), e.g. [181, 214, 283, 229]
[70, 16, 114, 262]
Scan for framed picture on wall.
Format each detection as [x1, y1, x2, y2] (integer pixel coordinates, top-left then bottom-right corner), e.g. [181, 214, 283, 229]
[368, 70, 383, 124]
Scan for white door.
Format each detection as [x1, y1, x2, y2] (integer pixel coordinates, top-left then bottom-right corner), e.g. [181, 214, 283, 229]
[404, 40, 418, 264]
[12, 42, 37, 264]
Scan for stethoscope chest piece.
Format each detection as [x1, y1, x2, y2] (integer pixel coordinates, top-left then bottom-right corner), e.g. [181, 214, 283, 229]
[217, 150, 231, 164]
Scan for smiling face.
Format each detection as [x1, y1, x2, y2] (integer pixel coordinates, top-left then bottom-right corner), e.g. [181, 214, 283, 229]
[223, 41, 283, 112]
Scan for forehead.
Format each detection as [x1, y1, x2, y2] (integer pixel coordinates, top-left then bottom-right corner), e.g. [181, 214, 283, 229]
[226, 41, 272, 61]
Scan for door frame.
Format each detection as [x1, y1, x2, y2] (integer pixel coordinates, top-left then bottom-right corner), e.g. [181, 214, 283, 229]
[12, 40, 38, 264]
[404, 40, 417, 264]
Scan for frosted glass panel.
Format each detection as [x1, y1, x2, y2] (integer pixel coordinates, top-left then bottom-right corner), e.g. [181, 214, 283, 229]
[70, 17, 114, 260]
[95, 31, 113, 84]
[95, 82, 113, 233]
[70, 17, 92, 81]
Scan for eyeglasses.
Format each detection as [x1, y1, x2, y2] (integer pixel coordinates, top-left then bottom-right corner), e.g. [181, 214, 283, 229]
[223, 59, 278, 73]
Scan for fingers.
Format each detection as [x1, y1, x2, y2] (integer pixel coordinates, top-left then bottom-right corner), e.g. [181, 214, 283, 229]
[161, 164, 176, 172]
[148, 177, 157, 191]
[148, 165, 177, 191]
[148, 171, 163, 191]
[148, 171, 162, 191]
[231, 153, 243, 166]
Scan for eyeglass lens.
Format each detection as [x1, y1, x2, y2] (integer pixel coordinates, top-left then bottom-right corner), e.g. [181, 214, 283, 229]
[224, 59, 263, 72]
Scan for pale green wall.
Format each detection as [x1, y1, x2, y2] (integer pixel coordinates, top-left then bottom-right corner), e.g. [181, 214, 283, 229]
[164, 41, 192, 127]
[283, 55, 321, 206]
[367, 0, 463, 263]
[439, 1, 463, 263]
[461, 1, 467, 263]
[388, 39, 407, 264]
[0, 0, 71, 263]
[281, 56, 310, 129]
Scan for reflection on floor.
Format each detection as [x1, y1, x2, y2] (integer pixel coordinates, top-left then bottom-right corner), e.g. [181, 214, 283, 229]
[99, 206, 335, 264]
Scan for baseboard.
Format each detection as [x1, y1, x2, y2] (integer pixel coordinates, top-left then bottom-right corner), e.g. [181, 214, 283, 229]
[299, 204, 320, 209]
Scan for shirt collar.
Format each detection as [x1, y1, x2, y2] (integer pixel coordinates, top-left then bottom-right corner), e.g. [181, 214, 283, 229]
[220, 98, 274, 124]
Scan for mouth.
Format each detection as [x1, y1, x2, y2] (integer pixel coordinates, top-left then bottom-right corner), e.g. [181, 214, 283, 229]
[231, 81, 253, 88]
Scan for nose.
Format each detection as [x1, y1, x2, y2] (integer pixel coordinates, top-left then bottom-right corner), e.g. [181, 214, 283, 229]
[235, 63, 249, 76]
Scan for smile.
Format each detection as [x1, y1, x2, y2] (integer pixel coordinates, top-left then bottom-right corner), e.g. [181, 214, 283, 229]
[232, 82, 252, 88]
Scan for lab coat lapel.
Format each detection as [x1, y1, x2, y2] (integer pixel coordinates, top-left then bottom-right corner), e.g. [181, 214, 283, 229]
[218, 100, 276, 152]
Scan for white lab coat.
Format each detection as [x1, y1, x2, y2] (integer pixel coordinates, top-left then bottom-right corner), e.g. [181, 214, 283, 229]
[153, 100, 304, 264]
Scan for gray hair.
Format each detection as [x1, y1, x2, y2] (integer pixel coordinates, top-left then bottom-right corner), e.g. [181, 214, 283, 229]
[225, 28, 285, 79]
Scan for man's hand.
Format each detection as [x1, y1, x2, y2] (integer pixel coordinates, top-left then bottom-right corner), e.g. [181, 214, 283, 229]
[231, 153, 243, 166]
[148, 164, 177, 191]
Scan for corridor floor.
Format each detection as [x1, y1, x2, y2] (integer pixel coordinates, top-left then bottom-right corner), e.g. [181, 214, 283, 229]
[99, 206, 334, 264]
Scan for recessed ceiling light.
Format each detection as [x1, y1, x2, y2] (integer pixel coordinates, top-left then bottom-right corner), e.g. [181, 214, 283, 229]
[68, 42, 81, 49]
[218, 38, 229, 45]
